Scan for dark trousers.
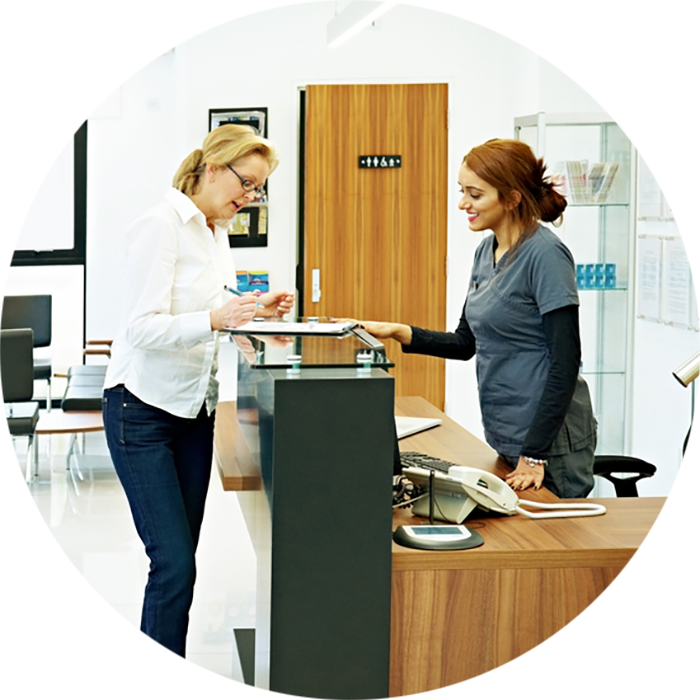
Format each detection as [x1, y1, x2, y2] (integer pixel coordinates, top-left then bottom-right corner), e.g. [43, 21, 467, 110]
[500, 434, 596, 499]
[102, 385, 214, 657]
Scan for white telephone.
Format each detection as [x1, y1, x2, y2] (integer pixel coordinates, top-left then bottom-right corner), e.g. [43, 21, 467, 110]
[402, 465, 606, 522]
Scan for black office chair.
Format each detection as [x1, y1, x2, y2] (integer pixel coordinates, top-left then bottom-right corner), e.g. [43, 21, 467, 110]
[593, 455, 657, 497]
[1, 295, 53, 411]
[1, 329, 40, 481]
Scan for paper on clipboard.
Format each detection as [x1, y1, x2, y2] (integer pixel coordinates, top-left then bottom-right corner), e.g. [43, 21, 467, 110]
[225, 320, 358, 336]
[395, 416, 442, 439]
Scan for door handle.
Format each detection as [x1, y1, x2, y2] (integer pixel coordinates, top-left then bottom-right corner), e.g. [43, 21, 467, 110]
[312, 268, 321, 303]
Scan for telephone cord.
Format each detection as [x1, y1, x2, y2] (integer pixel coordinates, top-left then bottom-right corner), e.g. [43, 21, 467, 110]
[515, 499, 606, 518]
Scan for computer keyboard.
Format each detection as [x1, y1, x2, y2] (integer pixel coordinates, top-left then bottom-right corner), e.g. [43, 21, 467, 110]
[399, 451, 457, 474]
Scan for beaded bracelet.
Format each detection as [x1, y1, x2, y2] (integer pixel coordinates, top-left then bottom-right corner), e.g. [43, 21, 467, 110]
[523, 456, 548, 468]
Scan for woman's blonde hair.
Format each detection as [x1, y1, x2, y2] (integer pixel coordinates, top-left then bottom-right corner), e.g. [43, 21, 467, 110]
[172, 124, 280, 196]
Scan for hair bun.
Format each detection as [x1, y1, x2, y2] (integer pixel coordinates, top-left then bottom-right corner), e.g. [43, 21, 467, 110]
[172, 149, 205, 192]
[539, 178, 567, 224]
[190, 149, 203, 171]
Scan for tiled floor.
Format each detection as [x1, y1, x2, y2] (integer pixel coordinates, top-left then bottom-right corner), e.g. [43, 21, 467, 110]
[16, 419, 256, 687]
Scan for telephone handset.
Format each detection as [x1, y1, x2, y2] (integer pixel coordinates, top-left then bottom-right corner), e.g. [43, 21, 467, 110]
[402, 465, 606, 522]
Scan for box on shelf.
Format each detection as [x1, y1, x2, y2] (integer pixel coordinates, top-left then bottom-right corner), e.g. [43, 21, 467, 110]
[248, 270, 270, 294]
[236, 271, 250, 292]
[576, 263, 616, 290]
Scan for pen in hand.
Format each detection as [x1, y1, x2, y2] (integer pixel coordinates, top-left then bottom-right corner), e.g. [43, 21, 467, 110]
[224, 285, 264, 308]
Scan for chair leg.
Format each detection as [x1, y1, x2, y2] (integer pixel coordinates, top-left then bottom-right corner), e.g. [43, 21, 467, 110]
[24, 438, 31, 483]
[66, 433, 76, 466]
[33, 433, 39, 479]
[5, 422, 12, 464]
[46, 377, 52, 413]
[67, 433, 90, 497]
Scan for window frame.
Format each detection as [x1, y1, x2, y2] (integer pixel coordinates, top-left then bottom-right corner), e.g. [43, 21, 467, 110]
[11, 121, 87, 267]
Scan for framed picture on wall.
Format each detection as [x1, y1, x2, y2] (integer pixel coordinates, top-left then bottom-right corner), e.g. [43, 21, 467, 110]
[209, 107, 267, 136]
[209, 107, 269, 248]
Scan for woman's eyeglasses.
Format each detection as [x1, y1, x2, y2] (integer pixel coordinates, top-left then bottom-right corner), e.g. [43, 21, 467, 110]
[226, 164, 266, 199]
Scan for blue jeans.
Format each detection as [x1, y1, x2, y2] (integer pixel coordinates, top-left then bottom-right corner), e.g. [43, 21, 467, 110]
[102, 385, 214, 657]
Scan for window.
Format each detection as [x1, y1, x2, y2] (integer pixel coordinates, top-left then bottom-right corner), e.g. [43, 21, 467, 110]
[12, 121, 87, 267]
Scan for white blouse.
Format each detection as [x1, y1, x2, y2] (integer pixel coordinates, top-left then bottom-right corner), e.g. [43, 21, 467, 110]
[104, 188, 238, 419]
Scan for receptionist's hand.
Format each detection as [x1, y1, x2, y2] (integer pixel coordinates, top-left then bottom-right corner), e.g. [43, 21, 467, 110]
[504, 457, 545, 492]
[353, 320, 413, 345]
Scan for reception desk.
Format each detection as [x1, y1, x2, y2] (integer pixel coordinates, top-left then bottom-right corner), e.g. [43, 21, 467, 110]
[216, 398, 700, 700]
[219, 332, 397, 699]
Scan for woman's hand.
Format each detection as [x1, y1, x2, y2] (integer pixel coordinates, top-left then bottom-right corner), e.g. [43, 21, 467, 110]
[252, 335, 294, 348]
[210, 294, 258, 330]
[504, 457, 545, 492]
[331, 319, 413, 345]
[231, 335, 257, 361]
[255, 290, 296, 318]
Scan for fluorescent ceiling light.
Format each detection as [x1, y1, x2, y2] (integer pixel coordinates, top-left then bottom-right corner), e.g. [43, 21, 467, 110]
[326, 0, 680, 53]
[327, 2, 396, 49]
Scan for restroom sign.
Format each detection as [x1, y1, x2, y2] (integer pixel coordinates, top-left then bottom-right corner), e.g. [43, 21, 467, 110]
[359, 155, 402, 169]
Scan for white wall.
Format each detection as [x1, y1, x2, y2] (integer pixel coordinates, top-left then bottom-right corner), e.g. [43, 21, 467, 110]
[631, 318, 697, 495]
[84, 1, 604, 431]
[26, 1, 695, 495]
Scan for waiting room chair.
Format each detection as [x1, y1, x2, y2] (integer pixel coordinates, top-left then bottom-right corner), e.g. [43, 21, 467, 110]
[1, 329, 40, 481]
[1, 295, 53, 411]
[593, 455, 657, 497]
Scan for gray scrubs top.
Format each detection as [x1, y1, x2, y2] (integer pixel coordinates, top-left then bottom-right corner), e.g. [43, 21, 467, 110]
[466, 224, 596, 456]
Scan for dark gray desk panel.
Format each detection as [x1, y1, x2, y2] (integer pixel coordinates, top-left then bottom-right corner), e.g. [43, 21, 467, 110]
[237, 363, 395, 699]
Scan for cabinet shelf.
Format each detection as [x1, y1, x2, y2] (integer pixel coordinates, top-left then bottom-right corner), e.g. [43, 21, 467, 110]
[568, 202, 629, 208]
[578, 286, 628, 292]
[637, 216, 700, 223]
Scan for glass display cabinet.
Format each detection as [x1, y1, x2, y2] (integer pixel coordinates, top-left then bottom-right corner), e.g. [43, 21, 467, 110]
[515, 113, 636, 454]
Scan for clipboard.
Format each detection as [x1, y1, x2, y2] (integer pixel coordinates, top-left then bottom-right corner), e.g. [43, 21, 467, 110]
[225, 320, 358, 336]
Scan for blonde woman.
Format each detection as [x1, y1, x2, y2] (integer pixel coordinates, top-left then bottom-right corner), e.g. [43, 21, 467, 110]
[103, 125, 294, 656]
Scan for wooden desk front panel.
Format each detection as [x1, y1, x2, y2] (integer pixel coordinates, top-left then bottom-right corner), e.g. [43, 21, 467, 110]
[390, 492, 664, 696]
[216, 396, 665, 697]
[390, 564, 622, 695]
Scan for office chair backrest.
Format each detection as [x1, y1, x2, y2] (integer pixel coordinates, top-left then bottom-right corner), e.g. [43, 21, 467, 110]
[0, 328, 35, 402]
[1, 295, 52, 347]
[593, 455, 657, 497]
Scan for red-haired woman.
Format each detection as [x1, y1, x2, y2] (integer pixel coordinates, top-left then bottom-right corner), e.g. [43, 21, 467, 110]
[358, 138, 596, 499]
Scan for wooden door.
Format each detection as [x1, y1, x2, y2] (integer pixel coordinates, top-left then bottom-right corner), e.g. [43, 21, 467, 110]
[303, 84, 448, 409]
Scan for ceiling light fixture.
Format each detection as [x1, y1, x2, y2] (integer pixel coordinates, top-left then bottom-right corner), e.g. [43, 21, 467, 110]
[327, 2, 396, 49]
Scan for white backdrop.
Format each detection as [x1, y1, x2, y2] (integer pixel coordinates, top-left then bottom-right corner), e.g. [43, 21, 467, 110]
[14, 1, 696, 494]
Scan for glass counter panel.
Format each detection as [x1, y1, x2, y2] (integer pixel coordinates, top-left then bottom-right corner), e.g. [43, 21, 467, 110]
[227, 319, 394, 369]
